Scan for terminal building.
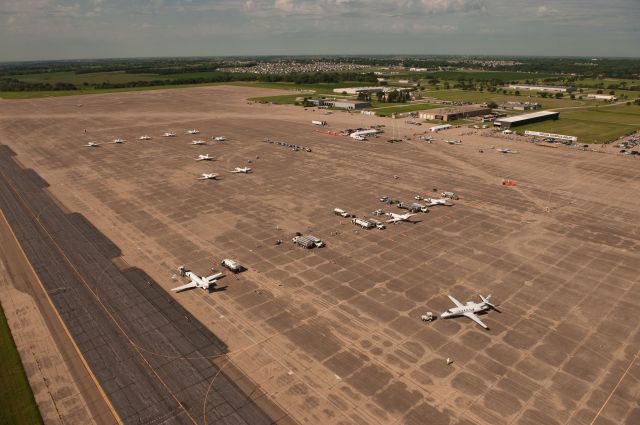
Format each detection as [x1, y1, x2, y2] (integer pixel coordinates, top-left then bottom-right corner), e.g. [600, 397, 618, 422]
[493, 110, 559, 128]
[419, 104, 492, 121]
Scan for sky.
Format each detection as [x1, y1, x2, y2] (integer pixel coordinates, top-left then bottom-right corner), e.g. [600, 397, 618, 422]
[0, 0, 638, 61]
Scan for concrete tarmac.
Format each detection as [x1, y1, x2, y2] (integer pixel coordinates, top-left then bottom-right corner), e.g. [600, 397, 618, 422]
[0, 145, 288, 424]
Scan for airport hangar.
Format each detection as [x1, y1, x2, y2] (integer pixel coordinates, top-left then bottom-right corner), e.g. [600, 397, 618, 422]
[418, 104, 491, 122]
[494, 110, 559, 129]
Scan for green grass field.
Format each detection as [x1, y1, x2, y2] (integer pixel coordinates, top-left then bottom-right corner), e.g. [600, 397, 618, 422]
[0, 80, 374, 100]
[424, 71, 557, 82]
[0, 304, 43, 425]
[420, 89, 596, 109]
[516, 104, 640, 143]
[9, 71, 161, 85]
[369, 103, 441, 115]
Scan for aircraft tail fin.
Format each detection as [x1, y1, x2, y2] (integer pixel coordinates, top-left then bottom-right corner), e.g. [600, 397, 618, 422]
[480, 294, 492, 304]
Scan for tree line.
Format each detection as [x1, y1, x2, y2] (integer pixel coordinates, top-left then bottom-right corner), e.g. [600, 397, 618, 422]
[0, 78, 77, 91]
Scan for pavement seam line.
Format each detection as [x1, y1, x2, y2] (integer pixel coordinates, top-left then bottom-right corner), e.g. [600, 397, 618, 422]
[0, 168, 197, 425]
[589, 350, 640, 425]
[0, 209, 122, 425]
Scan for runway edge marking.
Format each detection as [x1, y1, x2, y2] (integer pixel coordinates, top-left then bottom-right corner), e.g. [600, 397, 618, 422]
[0, 166, 200, 425]
[0, 210, 123, 425]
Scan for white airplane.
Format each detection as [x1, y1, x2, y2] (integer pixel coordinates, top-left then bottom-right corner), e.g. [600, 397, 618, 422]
[229, 167, 252, 173]
[191, 140, 207, 145]
[138, 135, 152, 140]
[445, 139, 462, 145]
[424, 197, 451, 207]
[440, 294, 498, 329]
[163, 132, 176, 137]
[186, 129, 200, 134]
[110, 138, 125, 144]
[196, 154, 215, 161]
[386, 212, 417, 224]
[497, 148, 518, 154]
[84, 141, 100, 147]
[197, 173, 219, 180]
[213, 136, 226, 141]
[171, 271, 224, 292]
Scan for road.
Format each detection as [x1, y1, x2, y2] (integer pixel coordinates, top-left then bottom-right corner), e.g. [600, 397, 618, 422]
[0, 144, 285, 425]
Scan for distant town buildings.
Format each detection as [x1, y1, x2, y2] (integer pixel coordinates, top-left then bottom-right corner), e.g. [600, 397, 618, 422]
[419, 105, 492, 121]
[222, 61, 367, 74]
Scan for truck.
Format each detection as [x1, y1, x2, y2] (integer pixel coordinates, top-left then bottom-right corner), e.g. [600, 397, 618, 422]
[351, 218, 375, 229]
[398, 202, 429, 213]
[334, 208, 351, 218]
[312, 120, 327, 126]
[368, 219, 386, 230]
[441, 191, 459, 200]
[221, 259, 244, 273]
[292, 235, 325, 249]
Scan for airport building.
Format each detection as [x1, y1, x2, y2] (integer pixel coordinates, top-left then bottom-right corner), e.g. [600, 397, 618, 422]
[333, 87, 387, 95]
[323, 99, 371, 110]
[419, 105, 492, 121]
[498, 101, 541, 111]
[587, 94, 617, 101]
[524, 130, 577, 143]
[429, 124, 452, 132]
[307, 99, 371, 110]
[508, 84, 567, 93]
[493, 110, 559, 128]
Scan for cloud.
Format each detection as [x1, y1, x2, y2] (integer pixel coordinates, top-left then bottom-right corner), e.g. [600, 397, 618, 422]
[242, 0, 487, 17]
[535, 4, 559, 17]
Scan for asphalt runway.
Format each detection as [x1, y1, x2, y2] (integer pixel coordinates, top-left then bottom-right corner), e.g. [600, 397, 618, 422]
[0, 145, 286, 425]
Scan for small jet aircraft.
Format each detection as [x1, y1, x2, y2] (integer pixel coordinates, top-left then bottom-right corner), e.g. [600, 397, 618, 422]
[229, 167, 252, 173]
[163, 132, 176, 137]
[444, 139, 462, 145]
[110, 138, 125, 144]
[424, 197, 451, 207]
[386, 212, 417, 224]
[171, 269, 224, 292]
[195, 154, 215, 161]
[191, 140, 207, 145]
[440, 294, 498, 329]
[186, 129, 200, 134]
[197, 173, 219, 180]
[138, 135, 152, 140]
[84, 141, 100, 147]
[496, 148, 518, 154]
[213, 136, 226, 141]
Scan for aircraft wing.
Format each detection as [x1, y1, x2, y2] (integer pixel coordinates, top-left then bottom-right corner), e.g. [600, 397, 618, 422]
[171, 281, 198, 292]
[448, 295, 464, 308]
[204, 273, 223, 284]
[463, 312, 488, 329]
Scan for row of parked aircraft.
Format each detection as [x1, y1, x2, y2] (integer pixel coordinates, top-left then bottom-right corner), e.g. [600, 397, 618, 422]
[82, 129, 250, 179]
[83, 129, 226, 147]
[196, 167, 251, 180]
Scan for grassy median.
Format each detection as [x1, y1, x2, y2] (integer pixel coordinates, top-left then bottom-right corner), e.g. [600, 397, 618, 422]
[0, 303, 43, 425]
